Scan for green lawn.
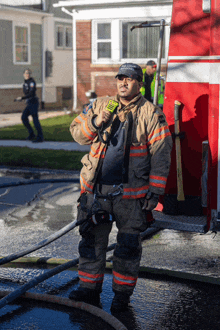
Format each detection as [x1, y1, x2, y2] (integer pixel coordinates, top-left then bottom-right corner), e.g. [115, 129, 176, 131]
[0, 147, 86, 171]
[0, 114, 77, 141]
[0, 113, 88, 171]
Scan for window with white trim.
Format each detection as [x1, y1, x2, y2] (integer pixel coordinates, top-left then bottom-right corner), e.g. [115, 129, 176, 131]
[14, 24, 30, 64]
[92, 19, 166, 64]
[56, 25, 72, 49]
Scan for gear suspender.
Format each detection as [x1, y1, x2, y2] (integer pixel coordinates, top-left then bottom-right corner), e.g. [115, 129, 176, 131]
[122, 111, 133, 184]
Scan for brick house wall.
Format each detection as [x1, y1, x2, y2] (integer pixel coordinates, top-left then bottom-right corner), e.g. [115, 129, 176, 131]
[0, 87, 73, 114]
[0, 88, 42, 114]
[76, 21, 92, 109]
[76, 20, 121, 110]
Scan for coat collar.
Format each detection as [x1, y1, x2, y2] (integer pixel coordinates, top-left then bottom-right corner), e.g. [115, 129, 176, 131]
[115, 93, 143, 122]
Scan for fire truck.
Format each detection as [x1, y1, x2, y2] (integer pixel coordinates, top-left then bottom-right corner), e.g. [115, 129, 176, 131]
[133, 0, 220, 234]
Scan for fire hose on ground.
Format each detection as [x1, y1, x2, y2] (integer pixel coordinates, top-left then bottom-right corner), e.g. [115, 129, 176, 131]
[0, 175, 159, 329]
[0, 290, 128, 330]
[0, 211, 159, 310]
[0, 228, 158, 330]
[0, 242, 116, 310]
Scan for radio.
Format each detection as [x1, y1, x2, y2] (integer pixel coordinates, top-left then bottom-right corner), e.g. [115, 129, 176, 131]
[105, 100, 119, 113]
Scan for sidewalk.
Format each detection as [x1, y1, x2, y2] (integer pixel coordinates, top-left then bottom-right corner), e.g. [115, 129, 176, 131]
[0, 110, 90, 152]
[0, 140, 90, 152]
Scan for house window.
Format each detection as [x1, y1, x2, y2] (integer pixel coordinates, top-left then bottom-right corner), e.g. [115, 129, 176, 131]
[122, 21, 165, 59]
[56, 25, 72, 49]
[14, 24, 30, 64]
[56, 26, 64, 47]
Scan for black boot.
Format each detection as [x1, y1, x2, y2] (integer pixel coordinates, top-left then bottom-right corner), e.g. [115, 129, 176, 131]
[32, 136, 44, 143]
[111, 291, 131, 313]
[69, 287, 101, 307]
[26, 133, 35, 140]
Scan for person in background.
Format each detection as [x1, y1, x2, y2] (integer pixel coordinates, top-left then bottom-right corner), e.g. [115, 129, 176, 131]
[141, 60, 157, 102]
[150, 70, 165, 110]
[15, 69, 44, 143]
[69, 63, 172, 313]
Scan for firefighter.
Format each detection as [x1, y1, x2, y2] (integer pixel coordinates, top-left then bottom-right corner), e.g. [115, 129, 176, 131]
[15, 69, 44, 143]
[151, 71, 165, 110]
[140, 60, 157, 102]
[69, 63, 172, 312]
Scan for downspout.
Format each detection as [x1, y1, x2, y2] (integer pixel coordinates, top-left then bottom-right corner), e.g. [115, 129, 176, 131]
[42, 0, 46, 11]
[41, 16, 46, 109]
[61, 7, 77, 111]
[41, 0, 47, 109]
[72, 10, 77, 111]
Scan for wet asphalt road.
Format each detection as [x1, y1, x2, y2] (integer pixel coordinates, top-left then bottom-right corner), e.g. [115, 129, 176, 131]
[1, 168, 220, 329]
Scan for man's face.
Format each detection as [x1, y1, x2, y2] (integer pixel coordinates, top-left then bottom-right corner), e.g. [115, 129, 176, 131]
[23, 70, 30, 80]
[117, 75, 142, 104]
[146, 65, 156, 76]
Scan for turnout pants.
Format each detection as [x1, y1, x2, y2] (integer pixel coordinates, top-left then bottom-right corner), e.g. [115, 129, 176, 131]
[77, 184, 153, 296]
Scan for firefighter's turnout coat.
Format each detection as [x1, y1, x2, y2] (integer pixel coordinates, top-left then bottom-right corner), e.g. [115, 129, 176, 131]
[70, 93, 172, 199]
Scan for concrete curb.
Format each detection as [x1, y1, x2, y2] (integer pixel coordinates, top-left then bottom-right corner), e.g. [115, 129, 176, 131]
[0, 166, 80, 178]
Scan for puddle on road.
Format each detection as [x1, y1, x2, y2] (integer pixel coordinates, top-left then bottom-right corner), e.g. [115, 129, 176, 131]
[0, 269, 220, 330]
[0, 300, 116, 330]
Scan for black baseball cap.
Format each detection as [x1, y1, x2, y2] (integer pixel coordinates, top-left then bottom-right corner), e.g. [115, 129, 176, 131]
[115, 63, 143, 81]
[146, 60, 156, 68]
